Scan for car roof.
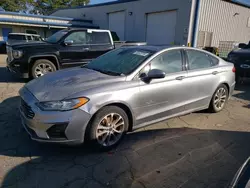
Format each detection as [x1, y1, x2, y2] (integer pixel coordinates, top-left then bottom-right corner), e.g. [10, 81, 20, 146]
[66, 28, 110, 32]
[124, 45, 188, 52]
[9, 33, 40, 36]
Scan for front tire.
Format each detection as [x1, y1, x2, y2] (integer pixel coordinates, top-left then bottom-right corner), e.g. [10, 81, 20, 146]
[209, 84, 229, 113]
[86, 106, 129, 150]
[31, 59, 57, 79]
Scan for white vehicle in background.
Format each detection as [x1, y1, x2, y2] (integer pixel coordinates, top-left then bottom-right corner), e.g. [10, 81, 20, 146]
[7, 33, 42, 45]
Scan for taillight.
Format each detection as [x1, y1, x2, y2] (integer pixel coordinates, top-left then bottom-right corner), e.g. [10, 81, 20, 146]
[232, 67, 236, 73]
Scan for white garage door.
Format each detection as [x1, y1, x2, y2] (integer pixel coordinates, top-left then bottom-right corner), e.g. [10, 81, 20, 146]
[146, 11, 177, 45]
[108, 11, 125, 41]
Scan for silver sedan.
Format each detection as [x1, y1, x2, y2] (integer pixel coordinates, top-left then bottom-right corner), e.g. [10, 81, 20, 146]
[19, 46, 236, 150]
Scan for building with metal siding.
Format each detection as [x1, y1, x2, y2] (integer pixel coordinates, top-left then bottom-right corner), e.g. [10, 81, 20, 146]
[197, 0, 250, 56]
[0, 11, 98, 42]
[51, 0, 250, 54]
[51, 0, 192, 46]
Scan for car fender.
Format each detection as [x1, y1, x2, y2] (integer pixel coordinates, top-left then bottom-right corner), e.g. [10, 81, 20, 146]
[28, 54, 60, 69]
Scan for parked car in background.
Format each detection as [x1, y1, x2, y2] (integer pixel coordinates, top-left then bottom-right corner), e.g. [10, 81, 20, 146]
[7, 28, 114, 79]
[7, 33, 42, 45]
[19, 46, 235, 150]
[229, 157, 250, 188]
[227, 43, 250, 83]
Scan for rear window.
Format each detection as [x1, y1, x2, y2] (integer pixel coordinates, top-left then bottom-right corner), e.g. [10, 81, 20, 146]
[88, 31, 111, 45]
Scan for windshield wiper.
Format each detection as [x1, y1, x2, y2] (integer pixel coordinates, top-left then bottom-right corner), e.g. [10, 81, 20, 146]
[83, 67, 122, 76]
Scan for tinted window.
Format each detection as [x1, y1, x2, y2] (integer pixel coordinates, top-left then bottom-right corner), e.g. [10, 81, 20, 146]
[65, 31, 87, 45]
[88, 31, 111, 44]
[186, 50, 214, 70]
[46, 30, 68, 43]
[150, 50, 183, 74]
[85, 48, 154, 75]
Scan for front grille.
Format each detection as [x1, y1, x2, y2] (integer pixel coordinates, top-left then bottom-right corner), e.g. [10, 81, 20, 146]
[21, 99, 35, 119]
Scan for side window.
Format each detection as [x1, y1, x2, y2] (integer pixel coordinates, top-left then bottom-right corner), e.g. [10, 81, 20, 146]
[64, 31, 87, 45]
[87, 31, 111, 44]
[150, 50, 183, 74]
[186, 50, 215, 70]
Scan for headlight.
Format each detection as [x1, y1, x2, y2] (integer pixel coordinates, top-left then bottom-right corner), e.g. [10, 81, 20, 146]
[12, 50, 23, 59]
[36, 98, 89, 111]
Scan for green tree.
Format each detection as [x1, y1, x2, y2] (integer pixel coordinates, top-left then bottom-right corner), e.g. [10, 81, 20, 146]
[32, 0, 90, 15]
[0, 0, 33, 12]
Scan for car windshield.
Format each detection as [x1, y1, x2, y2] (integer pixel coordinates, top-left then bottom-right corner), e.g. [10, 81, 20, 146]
[46, 30, 68, 43]
[85, 48, 154, 75]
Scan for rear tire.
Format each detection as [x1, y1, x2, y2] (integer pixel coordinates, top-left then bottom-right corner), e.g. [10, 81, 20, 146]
[209, 84, 229, 113]
[86, 106, 129, 151]
[31, 59, 57, 79]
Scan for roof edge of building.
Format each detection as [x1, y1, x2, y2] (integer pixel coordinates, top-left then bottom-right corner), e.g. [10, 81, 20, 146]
[50, 0, 140, 15]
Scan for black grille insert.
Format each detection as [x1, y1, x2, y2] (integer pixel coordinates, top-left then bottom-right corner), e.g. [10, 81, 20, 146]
[21, 99, 35, 119]
[47, 124, 68, 140]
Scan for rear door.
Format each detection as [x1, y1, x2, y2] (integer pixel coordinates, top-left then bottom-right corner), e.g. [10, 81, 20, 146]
[183, 49, 220, 111]
[59, 31, 91, 67]
[87, 30, 114, 60]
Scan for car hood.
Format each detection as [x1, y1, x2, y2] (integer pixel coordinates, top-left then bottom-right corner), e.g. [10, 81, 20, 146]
[24, 67, 126, 101]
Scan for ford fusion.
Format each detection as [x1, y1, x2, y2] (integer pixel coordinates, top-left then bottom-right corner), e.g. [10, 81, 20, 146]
[19, 46, 236, 149]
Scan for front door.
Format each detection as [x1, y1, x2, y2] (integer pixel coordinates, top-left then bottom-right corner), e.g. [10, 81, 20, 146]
[134, 49, 189, 127]
[2, 28, 12, 41]
[59, 31, 91, 67]
[183, 49, 221, 111]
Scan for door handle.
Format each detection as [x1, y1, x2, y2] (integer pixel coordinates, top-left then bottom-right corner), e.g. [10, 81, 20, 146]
[175, 76, 185, 80]
[212, 71, 219, 75]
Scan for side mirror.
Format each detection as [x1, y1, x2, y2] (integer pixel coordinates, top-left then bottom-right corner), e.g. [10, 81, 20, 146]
[147, 69, 166, 79]
[238, 43, 247, 49]
[64, 40, 74, 46]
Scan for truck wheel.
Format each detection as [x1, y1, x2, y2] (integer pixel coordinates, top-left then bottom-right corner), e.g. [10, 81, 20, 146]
[31, 59, 56, 78]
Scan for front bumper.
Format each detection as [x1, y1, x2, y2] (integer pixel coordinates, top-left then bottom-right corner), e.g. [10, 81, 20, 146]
[6, 58, 29, 78]
[19, 87, 92, 145]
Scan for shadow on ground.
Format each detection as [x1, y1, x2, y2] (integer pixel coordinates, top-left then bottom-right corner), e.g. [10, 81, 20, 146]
[0, 67, 28, 83]
[0, 96, 250, 188]
[233, 81, 250, 102]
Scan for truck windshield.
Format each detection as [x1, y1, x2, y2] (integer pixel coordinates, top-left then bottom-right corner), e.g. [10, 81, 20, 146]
[46, 30, 68, 43]
[85, 48, 154, 75]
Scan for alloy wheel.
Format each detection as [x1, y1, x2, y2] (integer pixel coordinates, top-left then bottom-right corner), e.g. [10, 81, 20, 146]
[214, 87, 227, 111]
[96, 113, 125, 147]
[34, 63, 53, 77]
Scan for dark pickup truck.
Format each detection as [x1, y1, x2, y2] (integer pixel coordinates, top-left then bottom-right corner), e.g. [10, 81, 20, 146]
[6, 28, 114, 78]
[227, 42, 250, 82]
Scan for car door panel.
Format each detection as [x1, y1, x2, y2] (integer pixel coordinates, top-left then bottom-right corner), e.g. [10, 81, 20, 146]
[59, 31, 91, 67]
[183, 49, 221, 111]
[184, 68, 220, 110]
[88, 44, 114, 60]
[134, 71, 189, 126]
[133, 49, 189, 127]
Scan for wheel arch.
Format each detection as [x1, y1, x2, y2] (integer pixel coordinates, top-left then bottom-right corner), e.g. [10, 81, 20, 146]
[88, 101, 135, 132]
[28, 55, 60, 72]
